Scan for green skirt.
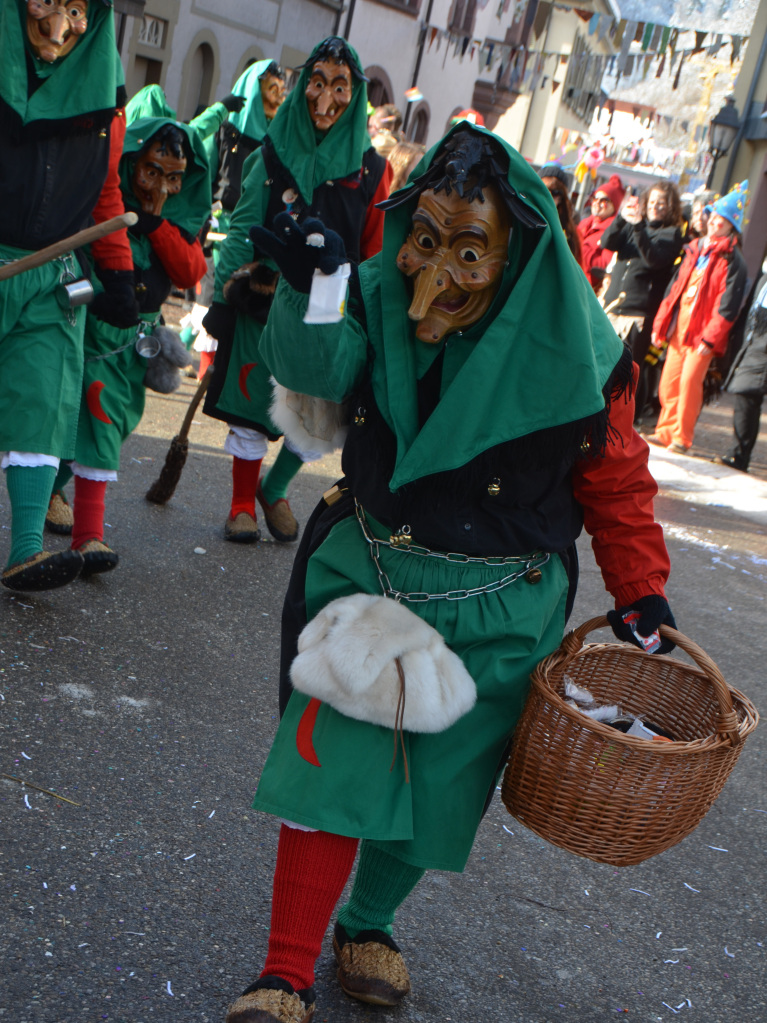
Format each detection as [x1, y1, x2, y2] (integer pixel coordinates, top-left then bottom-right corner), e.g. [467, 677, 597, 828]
[0, 244, 85, 458]
[254, 510, 569, 872]
[212, 315, 280, 431]
[74, 314, 158, 471]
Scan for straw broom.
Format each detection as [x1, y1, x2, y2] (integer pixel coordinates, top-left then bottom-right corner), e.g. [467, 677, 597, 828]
[145, 366, 212, 504]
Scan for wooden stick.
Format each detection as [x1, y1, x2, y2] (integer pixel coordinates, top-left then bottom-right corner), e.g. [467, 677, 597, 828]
[1, 773, 82, 806]
[0, 212, 138, 282]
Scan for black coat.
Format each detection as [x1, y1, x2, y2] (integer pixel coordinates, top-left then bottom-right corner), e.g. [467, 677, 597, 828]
[600, 215, 683, 320]
[726, 273, 767, 395]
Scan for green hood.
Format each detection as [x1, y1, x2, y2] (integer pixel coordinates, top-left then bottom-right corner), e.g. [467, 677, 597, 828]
[227, 59, 276, 142]
[266, 37, 371, 204]
[0, 0, 118, 129]
[119, 117, 212, 238]
[125, 85, 175, 124]
[360, 123, 625, 491]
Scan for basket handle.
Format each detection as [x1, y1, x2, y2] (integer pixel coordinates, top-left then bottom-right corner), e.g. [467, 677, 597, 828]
[562, 616, 742, 747]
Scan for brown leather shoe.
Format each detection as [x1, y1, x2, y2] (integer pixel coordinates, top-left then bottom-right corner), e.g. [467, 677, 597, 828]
[257, 485, 299, 543]
[45, 491, 74, 535]
[645, 433, 667, 447]
[1, 549, 83, 591]
[668, 442, 689, 455]
[332, 922, 411, 1006]
[226, 977, 315, 1023]
[75, 539, 119, 579]
[224, 511, 261, 543]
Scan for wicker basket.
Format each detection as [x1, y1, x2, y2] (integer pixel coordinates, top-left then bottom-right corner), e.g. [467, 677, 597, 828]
[501, 617, 759, 866]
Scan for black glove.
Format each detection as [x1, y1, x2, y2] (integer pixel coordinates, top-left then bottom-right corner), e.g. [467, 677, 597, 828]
[221, 93, 247, 113]
[607, 594, 677, 654]
[126, 208, 163, 235]
[202, 301, 237, 343]
[89, 269, 140, 328]
[249, 214, 346, 293]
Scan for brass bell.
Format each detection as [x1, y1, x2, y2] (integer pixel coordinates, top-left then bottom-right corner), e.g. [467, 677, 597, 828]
[487, 477, 501, 496]
[353, 406, 366, 425]
[389, 526, 412, 547]
[525, 568, 543, 585]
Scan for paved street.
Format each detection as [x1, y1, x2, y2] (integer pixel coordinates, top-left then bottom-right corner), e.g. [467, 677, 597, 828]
[1, 377, 765, 1023]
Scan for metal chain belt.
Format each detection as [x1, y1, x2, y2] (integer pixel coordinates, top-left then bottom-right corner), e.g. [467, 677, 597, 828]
[87, 320, 157, 362]
[354, 499, 550, 603]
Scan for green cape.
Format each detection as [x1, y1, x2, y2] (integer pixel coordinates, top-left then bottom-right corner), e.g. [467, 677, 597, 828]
[0, 0, 118, 127]
[360, 123, 625, 490]
[266, 37, 371, 204]
[119, 117, 212, 268]
[125, 84, 175, 124]
[227, 59, 275, 142]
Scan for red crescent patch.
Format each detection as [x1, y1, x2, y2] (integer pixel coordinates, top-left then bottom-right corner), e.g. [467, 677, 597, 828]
[238, 362, 257, 400]
[86, 380, 113, 424]
[296, 697, 322, 767]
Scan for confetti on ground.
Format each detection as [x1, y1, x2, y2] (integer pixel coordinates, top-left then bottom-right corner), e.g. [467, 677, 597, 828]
[584, 889, 589, 895]
[662, 1002, 679, 1013]
[126, 931, 145, 936]
[747, 807, 767, 813]
[629, 888, 651, 895]
[194, 547, 206, 555]
[672, 948, 688, 952]
[78, 943, 89, 948]
[707, 846, 728, 852]
[184, 853, 196, 860]
[684, 883, 701, 892]
[167, 981, 174, 996]
[502, 825, 513, 835]
[208, 810, 215, 818]
[656, 932, 663, 939]
[21, 752, 31, 759]
[24, 794, 31, 809]
[724, 947, 735, 957]
[664, 959, 680, 964]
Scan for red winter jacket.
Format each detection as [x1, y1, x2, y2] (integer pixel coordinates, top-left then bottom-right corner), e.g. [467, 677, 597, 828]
[577, 212, 615, 290]
[653, 234, 748, 357]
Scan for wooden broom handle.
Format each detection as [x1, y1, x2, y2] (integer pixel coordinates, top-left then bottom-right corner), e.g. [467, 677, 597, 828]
[0, 212, 138, 282]
[176, 366, 213, 444]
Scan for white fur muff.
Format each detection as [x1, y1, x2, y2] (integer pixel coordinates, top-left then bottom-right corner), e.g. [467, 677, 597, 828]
[289, 593, 477, 732]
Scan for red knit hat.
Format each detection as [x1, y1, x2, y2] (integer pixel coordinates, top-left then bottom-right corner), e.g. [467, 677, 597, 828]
[596, 174, 625, 210]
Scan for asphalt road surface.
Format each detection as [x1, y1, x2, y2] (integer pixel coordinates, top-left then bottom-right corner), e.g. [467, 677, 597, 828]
[2, 376, 765, 1023]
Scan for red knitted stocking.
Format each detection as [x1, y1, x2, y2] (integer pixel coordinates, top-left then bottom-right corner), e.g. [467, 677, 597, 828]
[72, 476, 107, 549]
[230, 456, 262, 519]
[261, 826, 359, 991]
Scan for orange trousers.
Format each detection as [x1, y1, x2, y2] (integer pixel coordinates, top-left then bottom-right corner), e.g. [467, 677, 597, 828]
[654, 340, 714, 450]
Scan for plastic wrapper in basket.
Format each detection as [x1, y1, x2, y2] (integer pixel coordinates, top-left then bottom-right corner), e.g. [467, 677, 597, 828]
[501, 617, 758, 866]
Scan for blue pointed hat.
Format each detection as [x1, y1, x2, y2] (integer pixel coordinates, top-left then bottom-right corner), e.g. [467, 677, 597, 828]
[706, 179, 749, 233]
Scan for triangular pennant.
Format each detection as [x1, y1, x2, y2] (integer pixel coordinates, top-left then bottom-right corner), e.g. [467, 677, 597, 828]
[641, 22, 654, 51]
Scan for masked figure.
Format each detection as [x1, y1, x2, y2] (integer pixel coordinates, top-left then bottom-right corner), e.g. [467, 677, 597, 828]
[44, 117, 211, 577]
[219, 125, 676, 1022]
[201, 37, 391, 547]
[0, 0, 136, 591]
[180, 60, 288, 380]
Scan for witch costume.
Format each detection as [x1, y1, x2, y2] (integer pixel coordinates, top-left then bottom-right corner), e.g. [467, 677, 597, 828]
[221, 125, 675, 1023]
[49, 115, 212, 576]
[0, 0, 135, 591]
[202, 37, 391, 546]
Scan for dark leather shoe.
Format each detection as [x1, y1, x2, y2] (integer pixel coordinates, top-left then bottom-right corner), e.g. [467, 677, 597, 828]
[713, 454, 748, 472]
[1, 549, 83, 591]
[333, 922, 411, 1006]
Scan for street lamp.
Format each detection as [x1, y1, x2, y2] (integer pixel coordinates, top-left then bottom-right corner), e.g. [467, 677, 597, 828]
[707, 96, 740, 188]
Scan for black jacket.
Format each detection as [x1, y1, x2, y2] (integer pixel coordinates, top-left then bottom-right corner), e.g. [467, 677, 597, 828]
[601, 215, 683, 320]
[726, 273, 767, 396]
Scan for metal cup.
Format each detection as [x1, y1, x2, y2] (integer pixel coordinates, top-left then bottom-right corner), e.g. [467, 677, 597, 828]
[135, 332, 161, 358]
[56, 278, 94, 309]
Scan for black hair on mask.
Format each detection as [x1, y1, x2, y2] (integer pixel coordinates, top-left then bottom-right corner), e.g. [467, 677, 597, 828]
[260, 61, 285, 81]
[377, 128, 545, 230]
[144, 123, 188, 162]
[299, 37, 368, 81]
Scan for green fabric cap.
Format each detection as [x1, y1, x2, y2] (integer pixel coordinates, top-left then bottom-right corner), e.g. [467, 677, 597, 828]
[360, 122, 624, 491]
[227, 58, 276, 142]
[266, 37, 371, 204]
[119, 117, 212, 267]
[0, 0, 118, 127]
[125, 84, 176, 124]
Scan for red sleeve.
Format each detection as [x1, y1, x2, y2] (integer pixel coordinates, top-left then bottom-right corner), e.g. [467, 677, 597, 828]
[571, 363, 670, 607]
[90, 108, 133, 272]
[359, 161, 393, 261]
[147, 219, 207, 289]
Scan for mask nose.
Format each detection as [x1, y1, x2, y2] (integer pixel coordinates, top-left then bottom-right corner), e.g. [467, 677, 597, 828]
[46, 12, 70, 45]
[407, 259, 450, 321]
[315, 89, 333, 115]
